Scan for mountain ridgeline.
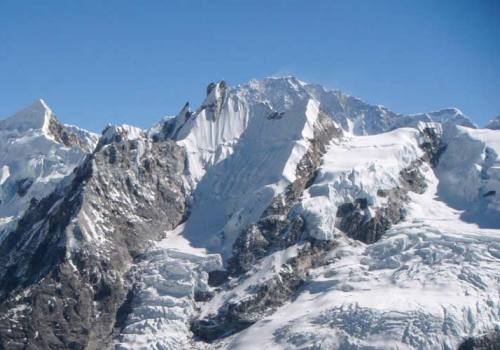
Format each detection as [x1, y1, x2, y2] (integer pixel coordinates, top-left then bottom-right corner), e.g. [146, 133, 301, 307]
[0, 77, 499, 350]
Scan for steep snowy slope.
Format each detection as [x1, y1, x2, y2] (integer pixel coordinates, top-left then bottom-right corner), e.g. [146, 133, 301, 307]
[190, 124, 438, 341]
[0, 124, 188, 349]
[113, 80, 495, 349]
[303, 81, 475, 134]
[115, 78, 343, 348]
[220, 125, 500, 350]
[437, 125, 500, 227]
[0, 100, 98, 231]
[116, 84, 500, 349]
[155, 77, 475, 257]
[170, 79, 342, 257]
[0, 77, 497, 350]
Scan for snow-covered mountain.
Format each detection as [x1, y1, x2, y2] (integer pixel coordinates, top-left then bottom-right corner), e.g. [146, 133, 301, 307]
[0, 99, 98, 232]
[486, 116, 500, 130]
[0, 77, 498, 350]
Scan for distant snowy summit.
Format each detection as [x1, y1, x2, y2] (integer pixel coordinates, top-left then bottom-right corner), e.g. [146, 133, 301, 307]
[0, 77, 486, 238]
[486, 115, 500, 130]
[0, 76, 483, 234]
[184, 76, 477, 135]
[0, 99, 98, 227]
[0, 99, 52, 132]
[0, 98, 98, 150]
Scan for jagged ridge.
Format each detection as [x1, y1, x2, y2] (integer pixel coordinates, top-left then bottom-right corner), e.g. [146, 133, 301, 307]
[0, 77, 498, 350]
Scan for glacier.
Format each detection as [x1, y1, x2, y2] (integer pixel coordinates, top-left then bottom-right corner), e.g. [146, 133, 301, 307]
[0, 77, 498, 350]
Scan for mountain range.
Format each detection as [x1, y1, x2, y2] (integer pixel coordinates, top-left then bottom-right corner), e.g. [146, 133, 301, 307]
[0, 77, 498, 350]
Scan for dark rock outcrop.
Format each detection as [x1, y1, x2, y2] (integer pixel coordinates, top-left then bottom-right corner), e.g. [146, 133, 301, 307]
[228, 107, 342, 275]
[458, 330, 500, 350]
[191, 239, 337, 341]
[202, 81, 228, 121]
[208, 270, 229, 287]
[192, 109, 342, 341]
[336, 125, 446, 244]
[0, 130, 188, 349]
[267, 111, 285, 120]
[15, 177, 34, 197]
[47, 116, 97, 153]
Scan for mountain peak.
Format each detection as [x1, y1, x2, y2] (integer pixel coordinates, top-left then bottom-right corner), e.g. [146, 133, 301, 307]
[19, 98, 53, 118]
[0, 98, 53, 133]
[265, 75, 305, 84]
[426, 107, 476, 128]
[0, 100, 99, 153]
[206, 80, 227, 96]
[485, 115, 500, 130]
[435, 107, 462, 114]
[34, 98, 51, 112]
[246, 76, 306, 92]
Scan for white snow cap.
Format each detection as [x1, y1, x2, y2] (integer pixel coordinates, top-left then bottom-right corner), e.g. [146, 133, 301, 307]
[101, 124, 145, 143]
[485, 115, 500, 130]
[0, 99, 52, 132]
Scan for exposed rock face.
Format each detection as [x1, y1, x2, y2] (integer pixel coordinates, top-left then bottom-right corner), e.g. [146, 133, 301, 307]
[0, 78, 498, 350]
[335, 159, 428, 244]
[459, 331, 500, 350]
[335, 191, 404, 244]
[304, 82, 475, 135]
[190, 121, 461, 344]
[0, 100, 98, 229]
[201, 81, 228, 121]
[228, 108, 342, 274]
[47, 115, 98, 153]
[0, 127, 188, 349]
[191, 239, 337, 341]
[335, 124, 446, 244]
[419, 125, 447, 166]
[191, 110, 342, 340]
[14, 177, 34, 197]
[156, 102, 194, 141]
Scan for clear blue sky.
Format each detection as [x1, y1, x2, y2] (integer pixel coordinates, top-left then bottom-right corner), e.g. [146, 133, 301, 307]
[0, 0, 499, 132]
